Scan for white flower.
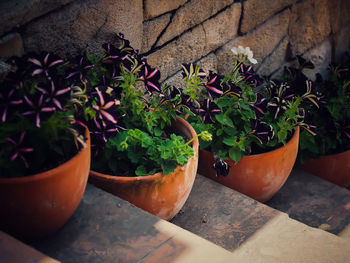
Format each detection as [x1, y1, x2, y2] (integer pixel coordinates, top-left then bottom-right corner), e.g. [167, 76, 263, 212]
[231, 46, 257, 64]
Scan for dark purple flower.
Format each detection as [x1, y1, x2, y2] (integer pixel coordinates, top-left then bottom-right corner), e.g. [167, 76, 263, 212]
[7, 131, 34, 168]
[22, 93, 56, 127]
[0, 84, 23, 122]
[237, 64, 262, 87]
[249, 93, 267, 118]
[250, 119, 275, 144]
[35, 79, 71, 110]
[196, 99, 221, 124]
[301, 80, 320, 108]
[65, 54, 94, 81]
[92, 86, 120, 125]
[139, 62, 161, 93]
[27, 52, 64, 77]
[205, 71, 224, 99]
[296, 108, 316, 136]
[213, 158, 231, 177]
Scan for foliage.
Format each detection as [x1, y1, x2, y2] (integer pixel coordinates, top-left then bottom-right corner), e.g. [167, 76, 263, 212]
[287, 55, 350, 161]
[69, 34, 210, 176]
[0, 53, 87, 178]
[180, 47, 316, 176]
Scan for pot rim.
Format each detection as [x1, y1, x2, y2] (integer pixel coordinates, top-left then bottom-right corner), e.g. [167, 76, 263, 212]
[201, 126, 300, 161]
[303, 147, 350, 161]
[89, 116, 199, 182]
[0, 126, 90, 183]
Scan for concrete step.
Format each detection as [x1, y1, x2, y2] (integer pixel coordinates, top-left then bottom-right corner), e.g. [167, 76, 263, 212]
[26, 184, 239, 263]
[266, 168, 350, 235]
[171, 174, 350, 263]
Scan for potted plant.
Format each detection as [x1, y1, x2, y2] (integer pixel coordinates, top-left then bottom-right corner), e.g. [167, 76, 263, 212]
[292, 55, 350, 187]
[70, 34, 210, 220]
[0, 52, 91, 239]
[179, 46, 316, 202]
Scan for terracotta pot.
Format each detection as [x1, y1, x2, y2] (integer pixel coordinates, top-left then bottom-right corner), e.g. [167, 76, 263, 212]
[298, 149, 350, 187]
[198, 126, 300, 202]
[89, 117, 199, 220]
[0, 128, 91, 239]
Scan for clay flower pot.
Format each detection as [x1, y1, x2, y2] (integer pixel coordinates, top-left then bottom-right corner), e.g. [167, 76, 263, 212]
[198, 127, 300, 202]
[89, 117, 199, 220]
[298, 149, 350, 187]
[0, 128, 91, 239]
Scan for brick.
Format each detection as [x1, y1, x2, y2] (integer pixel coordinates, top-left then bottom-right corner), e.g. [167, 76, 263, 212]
[288, 0, 331, 56]
[157, 0, 235, 47]
[144, 0, 186, 20]
[241, 0, 296, 33]
[257, 36, 289, 77]
[22, 0, 142, 57]
[216, 9, 290, 75]
[142, 13, 171, 53]
[0, 0, 76, 36]
[328, 0, 350, 34]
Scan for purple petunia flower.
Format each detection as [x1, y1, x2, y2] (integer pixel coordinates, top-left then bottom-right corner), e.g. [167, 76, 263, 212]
[22, 93, 56, 127]
[35, 79, 71, 110]
[7, 131, 34, 168]
[205, 71, 224, 100]
[335, 118, 350, 140]
[92, 86, 120, 125]
[250, 119, 275, 144]
[213, 158, 231, 177]
[0, 84, 23, 122]
[65, 54, 94, 81]
[249, 93, 267, 118]
[27, 52, 64, 77]
[196, 99, 221, 124]
[139, 62, 161, 93]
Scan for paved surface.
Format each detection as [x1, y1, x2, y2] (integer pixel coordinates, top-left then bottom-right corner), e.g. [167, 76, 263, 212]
[29, 184, 237, 263]
[267, 168, 350, 234]
[170, 174, 280, 250]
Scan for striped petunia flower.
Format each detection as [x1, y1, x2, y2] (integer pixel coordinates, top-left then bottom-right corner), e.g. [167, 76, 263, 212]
[27, 52, 64, 77]
[196, 99, 221, 124]
[0, 84, 23, 122]
[92, 86, 120, 125]
[7, 131, 34, 168]
[249, 119, 275, 144]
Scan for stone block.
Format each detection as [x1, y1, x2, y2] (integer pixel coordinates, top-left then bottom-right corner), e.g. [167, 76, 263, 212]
[146, 25, 206, 82]
[257, 36, 289, 77]
[216, 9, 290, 75]
[333, 23, 350, 65]
[144, 0, 186, 20]
[0, 32, 23, 59]
[22, 0, 142, 57]
[328, 0, 350, 34]
[288, 0, 331, 56]
[142, 13, 171, 53]
[0, 0, 76, 36]
[241, 0, 296, 33]
[202, 3, 241, 52]
[157, 0, 235, 47]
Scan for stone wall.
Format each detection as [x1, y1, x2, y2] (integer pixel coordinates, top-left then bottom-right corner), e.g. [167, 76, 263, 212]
[1, 0, 350, 82]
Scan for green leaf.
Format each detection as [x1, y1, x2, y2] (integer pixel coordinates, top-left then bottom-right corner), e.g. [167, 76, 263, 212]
[228, 148, 244, 163]
[223, 137, 236, 146]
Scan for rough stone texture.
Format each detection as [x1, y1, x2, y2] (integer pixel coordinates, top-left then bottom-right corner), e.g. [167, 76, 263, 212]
[147, 3, 241, 81]
[241, 0, 296, 33]
[144, 0, 186, 20]
[0, 0, 76, 36]
[142, 13, 171, 53]
[0, 32, 24, 59]
[22, 0, 143, 57]
[302, 39, 332, 81]
[171, 174, 280, 251]
[157, 0, 235, 47]
[164, 53, 218, 90]
[30, 184, 238, 262]
[257, 36, 289, 77]
[328, 0, 350, 34]
[333, 23, 350, 65]
[288, 0, 331, 56]
[229, 213, 350, 263]
[216, 9, 290, 75]
[0, 61, 11, 78]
